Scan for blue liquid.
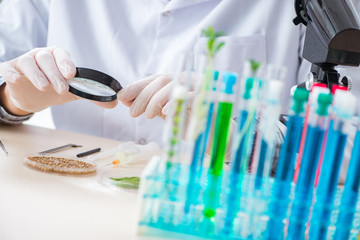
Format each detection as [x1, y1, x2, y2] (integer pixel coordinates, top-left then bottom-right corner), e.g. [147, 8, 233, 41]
[287, 125, 325, 240]
[190, 133, 205, 171]
[255, 139, 268, 190]
[233, 110, 249, 173]
[334, 131, 360, 239]
[222, 110, 249, 234]
[184, 168, 201, 215]
[184, 103, 215, 214]
[265, 115, 303, 240]
[309, 121, 348, 240]
[223, 172, 244, 235]
[277, 115, 304, 182]
[184, 133, 206, 214]
[203, 102, 215, 155]
[191, 102, 215, 171]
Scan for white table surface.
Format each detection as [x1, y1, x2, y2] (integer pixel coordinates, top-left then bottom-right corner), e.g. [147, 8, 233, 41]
[0, 125, 164, 240]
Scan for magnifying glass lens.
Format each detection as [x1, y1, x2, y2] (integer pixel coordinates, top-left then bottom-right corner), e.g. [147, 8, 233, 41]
[68, 78, 116, 97]
[67, 68, 122, 102]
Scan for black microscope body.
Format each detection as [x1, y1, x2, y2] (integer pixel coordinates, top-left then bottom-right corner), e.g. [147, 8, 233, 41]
[294, 0, 360, 90]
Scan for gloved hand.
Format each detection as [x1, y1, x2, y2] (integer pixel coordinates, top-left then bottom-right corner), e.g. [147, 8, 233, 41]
[0, 47, 117, 115]
[118, 74, 180, 120]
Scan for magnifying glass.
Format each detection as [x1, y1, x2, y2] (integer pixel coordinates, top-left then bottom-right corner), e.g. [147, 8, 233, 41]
[67, 67, 122, 102]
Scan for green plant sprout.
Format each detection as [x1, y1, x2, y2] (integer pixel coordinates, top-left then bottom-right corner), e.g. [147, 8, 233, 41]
[249, 59, 261, 75]
[202, 26, 225, 59]
[189, 26, 226, 137]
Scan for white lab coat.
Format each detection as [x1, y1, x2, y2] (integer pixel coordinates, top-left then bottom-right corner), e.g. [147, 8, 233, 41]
[0, 0, 312, 144]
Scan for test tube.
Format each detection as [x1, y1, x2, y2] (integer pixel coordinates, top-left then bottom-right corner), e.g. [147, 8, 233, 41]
[162, 53, 192, 169]
[184, 68, 218, 215]
[293, 83, 329, 182]
[314, 85, 348, 187]
[230, 63, 261, 175]
[265, 87, 309, 240]
[308, 91, 356, 240]
[334, 118, 360, 239]
[253, 80, 283, 190]
[159, 52, 193, 225]
[286, 93, 332, 240]
[202, 72, 237, 226]
[222, 64, 260, 235]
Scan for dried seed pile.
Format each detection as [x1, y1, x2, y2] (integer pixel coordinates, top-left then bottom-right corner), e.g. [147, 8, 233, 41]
[25, 156, 96, 175]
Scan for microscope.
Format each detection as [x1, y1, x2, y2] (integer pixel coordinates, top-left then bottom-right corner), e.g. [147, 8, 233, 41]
[293, 0, 360, 91]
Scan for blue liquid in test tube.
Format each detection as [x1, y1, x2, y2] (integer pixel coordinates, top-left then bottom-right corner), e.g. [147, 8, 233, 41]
[286, 93, 332, 240]
[254, 80, 283, 190]
[222, 76, 255, 235]
[265, 88, 309, 240]
[184, 71, 219, 215]
[309, 91, 355, 240]
[334, 129, 360, 239]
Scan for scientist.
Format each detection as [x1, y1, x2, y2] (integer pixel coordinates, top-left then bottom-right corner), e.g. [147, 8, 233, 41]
[0, 0, 311, 145]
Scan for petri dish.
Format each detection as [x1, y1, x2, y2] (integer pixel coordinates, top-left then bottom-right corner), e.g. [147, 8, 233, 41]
[68, 67, 122, 102]
[24, 155, 96, 175]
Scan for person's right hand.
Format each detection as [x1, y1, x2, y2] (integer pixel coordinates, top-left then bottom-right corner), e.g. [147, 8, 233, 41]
[0, 47, 117, 115]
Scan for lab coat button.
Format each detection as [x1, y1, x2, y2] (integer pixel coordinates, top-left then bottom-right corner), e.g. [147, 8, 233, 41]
[162, 11, 171, 17]
[138, 138, 146, 145]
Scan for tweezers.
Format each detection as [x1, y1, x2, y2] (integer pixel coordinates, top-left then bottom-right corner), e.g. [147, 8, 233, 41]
[38, 144, 82, 155]
[0, 138, 8, 156]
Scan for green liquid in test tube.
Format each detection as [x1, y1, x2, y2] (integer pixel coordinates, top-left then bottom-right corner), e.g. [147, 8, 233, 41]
[209, 102, 233, 176]
[203, 72, 237, 220]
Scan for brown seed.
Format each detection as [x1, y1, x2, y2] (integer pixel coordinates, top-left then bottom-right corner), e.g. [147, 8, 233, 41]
[25, 156, 96, 175]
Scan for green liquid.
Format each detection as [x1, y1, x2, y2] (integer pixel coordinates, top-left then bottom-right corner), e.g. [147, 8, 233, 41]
[209, 102, 233, 176]
[203, 101, 233, 220]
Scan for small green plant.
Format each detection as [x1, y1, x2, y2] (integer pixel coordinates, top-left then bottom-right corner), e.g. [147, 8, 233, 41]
[249, 59, 261, 75]
[201, 26, 225, 59]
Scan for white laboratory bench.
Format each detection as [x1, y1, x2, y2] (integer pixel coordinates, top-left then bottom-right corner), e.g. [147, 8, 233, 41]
[0, 124, 163, 240]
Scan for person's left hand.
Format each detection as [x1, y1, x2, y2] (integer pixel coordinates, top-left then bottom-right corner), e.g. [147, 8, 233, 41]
[117, 74, 181, 120]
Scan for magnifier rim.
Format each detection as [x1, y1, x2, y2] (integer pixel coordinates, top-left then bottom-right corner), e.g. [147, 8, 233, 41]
[68, 67, 122, 102]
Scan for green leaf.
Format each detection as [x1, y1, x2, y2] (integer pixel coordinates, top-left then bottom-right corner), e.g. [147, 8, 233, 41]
[249, 59, 261, 74]
[207, 38, 215, 54]
[110, 177, 140, 189]
[207, 26, 215, 38]
[201, 26, 226, 60]
[202, 26, 215, 38]
[214, 42, 225, 54]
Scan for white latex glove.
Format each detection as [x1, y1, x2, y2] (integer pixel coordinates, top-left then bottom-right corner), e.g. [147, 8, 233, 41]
[118, 74, 177, 119]
[0, 47, 117, 114]
[118, 73, 200, 121]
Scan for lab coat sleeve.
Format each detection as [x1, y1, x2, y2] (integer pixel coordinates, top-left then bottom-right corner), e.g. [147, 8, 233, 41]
[0, 0, 49, 124]
[0, 0, 50, 62]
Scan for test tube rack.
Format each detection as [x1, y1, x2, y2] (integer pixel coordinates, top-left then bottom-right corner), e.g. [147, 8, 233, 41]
[136, 156, 360, 240]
